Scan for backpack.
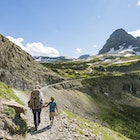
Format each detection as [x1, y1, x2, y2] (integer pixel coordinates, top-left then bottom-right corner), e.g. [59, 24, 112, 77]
[28, 89, 43, 109]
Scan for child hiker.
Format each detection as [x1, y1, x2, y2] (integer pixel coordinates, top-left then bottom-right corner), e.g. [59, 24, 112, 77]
[43, 97, 59, 126]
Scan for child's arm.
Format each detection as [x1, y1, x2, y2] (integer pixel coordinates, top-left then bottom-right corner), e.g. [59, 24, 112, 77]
[42, 102, 49, 108]
[56, 105, 59, 114]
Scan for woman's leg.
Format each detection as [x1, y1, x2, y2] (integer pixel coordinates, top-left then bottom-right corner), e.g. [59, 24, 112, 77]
[32, 109, 37, 130]
[38, 109, 41, 124]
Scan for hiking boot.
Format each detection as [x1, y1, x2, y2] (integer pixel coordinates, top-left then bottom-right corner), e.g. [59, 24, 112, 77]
[38, 119, 40, 124]
[35, 126, 38, 131]
[50, 121, 53, 126]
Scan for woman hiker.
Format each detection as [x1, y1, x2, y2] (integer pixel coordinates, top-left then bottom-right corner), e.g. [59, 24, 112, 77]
[28, 84, 44, 131]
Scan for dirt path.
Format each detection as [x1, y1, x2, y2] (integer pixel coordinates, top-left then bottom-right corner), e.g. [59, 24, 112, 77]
[13, 89, 77, 140]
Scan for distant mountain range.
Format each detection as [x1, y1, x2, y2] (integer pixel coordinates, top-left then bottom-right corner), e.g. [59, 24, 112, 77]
[98, 28, 140, 55]
[34, 54, 90, 63]
[34, 56, 75, 63]
[35, 28, 140, 63]
[1, 28, 140, 65]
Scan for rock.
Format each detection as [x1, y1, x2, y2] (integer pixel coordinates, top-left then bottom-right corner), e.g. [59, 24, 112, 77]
[5, 136, 12, 140]
[3, 117, 16, 134]
[69, 125, 76, 132]
[58, 128, 63, 132]
[2, 99, 25, 117]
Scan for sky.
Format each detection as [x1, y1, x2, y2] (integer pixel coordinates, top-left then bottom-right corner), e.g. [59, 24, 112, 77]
[0, 0, 140, 58]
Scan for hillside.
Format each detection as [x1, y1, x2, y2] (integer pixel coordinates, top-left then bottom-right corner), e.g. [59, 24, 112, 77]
[0, 34, 64, 90]
[42, 54, 140, 139]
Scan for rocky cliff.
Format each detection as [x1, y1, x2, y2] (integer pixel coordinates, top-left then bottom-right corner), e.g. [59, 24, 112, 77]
[0, 34, 64, 90]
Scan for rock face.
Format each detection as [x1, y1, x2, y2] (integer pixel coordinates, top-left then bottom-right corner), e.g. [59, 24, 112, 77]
[82, 74, 140, 99]
[0, 34, 64, 90]
[98, 28, 140, 54]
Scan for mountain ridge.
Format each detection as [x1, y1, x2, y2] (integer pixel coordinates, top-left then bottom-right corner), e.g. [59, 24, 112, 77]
[0, 34, 64, 90]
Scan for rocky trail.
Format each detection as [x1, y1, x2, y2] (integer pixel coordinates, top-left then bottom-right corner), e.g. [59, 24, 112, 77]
[13, 89, 99, 140]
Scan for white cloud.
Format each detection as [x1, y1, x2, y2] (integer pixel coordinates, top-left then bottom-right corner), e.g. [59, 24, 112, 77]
[92, 44, 98, 48]
[6, 36, 25, 51]
[136, 0, 140, 6]
[26, 42, 59, 57]
[6, 36, 59, 57]
[75, 48, 82, 54]
[128, 29, 140, 37]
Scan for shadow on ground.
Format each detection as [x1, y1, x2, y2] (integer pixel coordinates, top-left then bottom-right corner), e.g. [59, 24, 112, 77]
[28, 125, 52, 135]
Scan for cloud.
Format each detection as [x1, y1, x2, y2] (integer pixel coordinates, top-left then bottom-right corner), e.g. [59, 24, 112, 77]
[75, 48, 82, 54]
[92, 44, 98, 48]
[6, 36, 59, 57]
[136, 0, 140, 6]
[26, 42, 59, 57]
[6, 36, 25, 51]
[128, 29, 140, 37]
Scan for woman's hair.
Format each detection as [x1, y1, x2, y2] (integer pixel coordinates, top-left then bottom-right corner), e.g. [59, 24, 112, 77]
[35, 85, 41, 89]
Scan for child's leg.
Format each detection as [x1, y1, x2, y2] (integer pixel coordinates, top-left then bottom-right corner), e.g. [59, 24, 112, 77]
[49, 112, 55, 125]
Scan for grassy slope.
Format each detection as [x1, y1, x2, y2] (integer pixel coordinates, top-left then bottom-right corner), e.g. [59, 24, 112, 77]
[86, 89, 140, 139]
[64, 111, 130, 140]
[0, 81, 23, 104]
[82, 76, 140, 140]
[0, 82, 27, 135]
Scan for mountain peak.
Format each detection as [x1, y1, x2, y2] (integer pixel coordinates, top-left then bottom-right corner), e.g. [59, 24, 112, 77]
[98, 28, 138, 54]
[113, 28, 126, 33]
[110, 28, 134, 40]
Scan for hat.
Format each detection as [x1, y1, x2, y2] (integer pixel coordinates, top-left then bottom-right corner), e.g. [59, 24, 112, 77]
[51, 97, 54, 101]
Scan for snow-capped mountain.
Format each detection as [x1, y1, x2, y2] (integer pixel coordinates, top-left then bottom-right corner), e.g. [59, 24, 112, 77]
[34, 56, 74, 63]
[98, 28, 140, 55]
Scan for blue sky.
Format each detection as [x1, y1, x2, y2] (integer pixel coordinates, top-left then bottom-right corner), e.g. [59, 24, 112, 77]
[0, 0, 140, 58]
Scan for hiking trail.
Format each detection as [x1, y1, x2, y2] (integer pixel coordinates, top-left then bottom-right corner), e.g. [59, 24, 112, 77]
[13, 89, 93, 140]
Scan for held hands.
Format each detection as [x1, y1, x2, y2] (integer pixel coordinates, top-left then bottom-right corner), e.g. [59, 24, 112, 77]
[42, 105, 47, 108]
[42, 103, 49, 108]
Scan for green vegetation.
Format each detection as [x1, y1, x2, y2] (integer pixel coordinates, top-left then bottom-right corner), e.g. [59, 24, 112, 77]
[42, 61, 93, 78]
[82, 76, 140, 140]
[0, 82, 27, 135]
[65, 111, 130, 140]
[4, 107, 16, 119]
[100, 105, 140, 140]
[0, 81, 23, 104]
[42, 55, 140, 79]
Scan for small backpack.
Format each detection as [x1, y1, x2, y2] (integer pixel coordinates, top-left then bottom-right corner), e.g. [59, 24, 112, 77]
[28, 90, 43, 109]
